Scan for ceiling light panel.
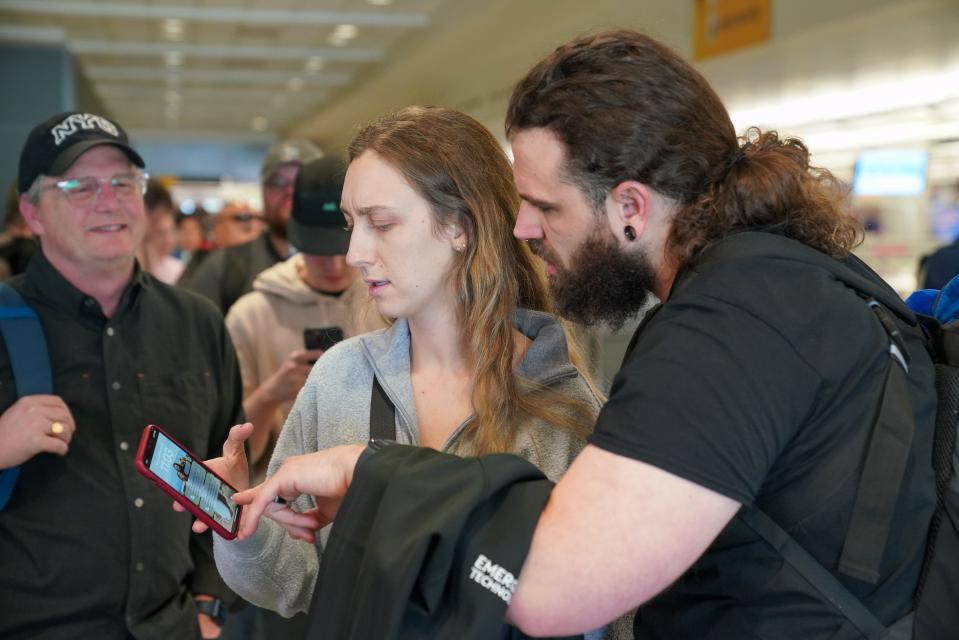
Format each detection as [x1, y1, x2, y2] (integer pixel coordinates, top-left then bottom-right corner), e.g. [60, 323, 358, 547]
[0, 0, 449, 138]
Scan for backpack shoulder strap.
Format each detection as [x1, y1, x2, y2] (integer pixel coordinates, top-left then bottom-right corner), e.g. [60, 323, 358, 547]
[838, 300, 917, 584]
[369, 376, 397, 441]
[0, 282, 53, 511]
[0, 283, 53, 396]
[738, 506, 889, 637]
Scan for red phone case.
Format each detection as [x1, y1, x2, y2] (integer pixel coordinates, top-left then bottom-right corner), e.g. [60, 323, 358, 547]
[135, 424, 241, 540]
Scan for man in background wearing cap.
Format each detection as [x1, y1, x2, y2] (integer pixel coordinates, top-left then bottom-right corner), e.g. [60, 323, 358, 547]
[0, 111, 242, 638]
[220, 157, 382, 639]
[180, 140, 322, 314]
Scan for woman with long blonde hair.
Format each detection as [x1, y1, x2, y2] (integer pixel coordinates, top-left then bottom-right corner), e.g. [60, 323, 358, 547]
[207, 106, 603, 623]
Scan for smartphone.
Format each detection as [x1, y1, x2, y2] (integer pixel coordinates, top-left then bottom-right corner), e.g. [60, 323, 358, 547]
[135, 424, 241, 540]
[304, 326, 344, 352]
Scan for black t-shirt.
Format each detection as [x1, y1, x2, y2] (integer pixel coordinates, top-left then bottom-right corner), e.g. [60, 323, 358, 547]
[590, 233, 936, 639]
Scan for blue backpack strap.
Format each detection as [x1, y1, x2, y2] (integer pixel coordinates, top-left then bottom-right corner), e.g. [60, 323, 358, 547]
[0, 467, 18, 512]
[0, 283, 53, 396]
[0, 282, 53, 510]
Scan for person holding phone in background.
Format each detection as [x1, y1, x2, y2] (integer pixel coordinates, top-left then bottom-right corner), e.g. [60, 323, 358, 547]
[0, 112, 243, 639]
[224, 156, 384, 484]
[200, 106, 620, 636]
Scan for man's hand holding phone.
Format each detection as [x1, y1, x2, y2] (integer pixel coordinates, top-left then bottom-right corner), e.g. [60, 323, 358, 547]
[261, 350, 321, 406]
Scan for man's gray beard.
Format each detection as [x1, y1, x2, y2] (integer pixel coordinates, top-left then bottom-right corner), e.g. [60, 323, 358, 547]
[532, 223, 658, 331]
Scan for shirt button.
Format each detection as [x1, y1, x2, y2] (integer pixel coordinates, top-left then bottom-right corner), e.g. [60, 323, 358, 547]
[119, 441, 129, 451]
[112, 381, 121, 391]
[135, 562, 144, 572]
[134, 498, 144, 508]
[106, 327, 115, 337]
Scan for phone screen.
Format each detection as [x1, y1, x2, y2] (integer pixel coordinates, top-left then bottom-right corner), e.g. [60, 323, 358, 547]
[141, 428, 239, 532]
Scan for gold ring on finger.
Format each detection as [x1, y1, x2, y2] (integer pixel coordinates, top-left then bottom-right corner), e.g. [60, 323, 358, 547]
[51, 421, 65, 435]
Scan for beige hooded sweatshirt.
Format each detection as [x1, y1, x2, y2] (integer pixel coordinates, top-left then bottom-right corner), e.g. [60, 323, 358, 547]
[225, 254, 383, 478]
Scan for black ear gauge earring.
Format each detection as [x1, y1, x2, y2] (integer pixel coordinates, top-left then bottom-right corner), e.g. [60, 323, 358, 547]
[624, 226, 637, 241]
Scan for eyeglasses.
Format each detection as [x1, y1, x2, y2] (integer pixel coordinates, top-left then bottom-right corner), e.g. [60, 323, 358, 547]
[263, 174, 295, 191]
[222, 213, 265, 225]
[45, 171, 149, 207]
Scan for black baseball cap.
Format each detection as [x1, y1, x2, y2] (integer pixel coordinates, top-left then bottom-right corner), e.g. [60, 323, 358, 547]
[17, 111, 145, 194]
[288, 157, 350, 256]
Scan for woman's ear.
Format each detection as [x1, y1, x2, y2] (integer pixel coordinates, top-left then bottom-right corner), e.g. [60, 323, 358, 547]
[445, 222, 469, 253]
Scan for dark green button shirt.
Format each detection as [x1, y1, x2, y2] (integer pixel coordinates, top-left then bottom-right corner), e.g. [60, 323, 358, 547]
[0, 251, 243, 640]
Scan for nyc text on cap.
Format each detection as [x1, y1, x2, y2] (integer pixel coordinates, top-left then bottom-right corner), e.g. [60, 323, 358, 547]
[18, 112, 145, 194]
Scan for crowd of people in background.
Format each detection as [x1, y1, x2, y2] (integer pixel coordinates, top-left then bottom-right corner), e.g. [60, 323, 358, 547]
[0, 174, 275, 288]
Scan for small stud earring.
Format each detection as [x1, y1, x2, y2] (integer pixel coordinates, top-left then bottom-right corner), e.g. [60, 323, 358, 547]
[455, 244, 466, 253]
[624, 226, 636, 241]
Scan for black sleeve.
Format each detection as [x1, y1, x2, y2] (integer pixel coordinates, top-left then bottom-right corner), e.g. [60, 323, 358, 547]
[310, 446, 554, 640]
[178, 250, 226, 312]
[590, 291, 822, 505]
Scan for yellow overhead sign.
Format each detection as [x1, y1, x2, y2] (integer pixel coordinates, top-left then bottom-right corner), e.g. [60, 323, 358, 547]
[694, 0, 771, 60]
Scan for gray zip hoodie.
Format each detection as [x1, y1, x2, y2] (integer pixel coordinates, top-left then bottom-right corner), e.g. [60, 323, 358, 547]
[213, 308, 602, 617]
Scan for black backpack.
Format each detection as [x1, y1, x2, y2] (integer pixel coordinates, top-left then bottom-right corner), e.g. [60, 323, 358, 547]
[909, 314, 959, 640]
[740, 299, 957, 640]
[706, 234, 957, 640]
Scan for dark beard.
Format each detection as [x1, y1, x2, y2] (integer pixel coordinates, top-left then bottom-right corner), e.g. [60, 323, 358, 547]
[530, 225, 658, 331]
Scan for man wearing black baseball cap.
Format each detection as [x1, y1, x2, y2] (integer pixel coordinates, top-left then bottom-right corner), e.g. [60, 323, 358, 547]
[225, 156, 381, 478]
[217, 156, 382, 637]
[0, 111, 242, 639]
[180, 139, 322, 314]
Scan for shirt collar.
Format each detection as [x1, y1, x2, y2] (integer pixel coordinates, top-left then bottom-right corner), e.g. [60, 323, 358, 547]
[23, 250, 150, 317]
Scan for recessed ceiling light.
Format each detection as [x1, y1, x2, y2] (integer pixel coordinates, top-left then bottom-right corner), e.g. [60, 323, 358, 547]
[163, 18, 184, 41]
[332, 24, 358, 40]
[288, 77, 304, 92]
[305, 56, 325, 73]
[165, 51, 183, 67]
[329, 24, 358, 47]
[368, 0, 392, 5]
[251, 116, 269, 131]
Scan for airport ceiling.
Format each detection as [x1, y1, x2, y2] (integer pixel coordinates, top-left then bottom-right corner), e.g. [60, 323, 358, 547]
[0, 0, 457, 139]
[0, 0, 956, 166]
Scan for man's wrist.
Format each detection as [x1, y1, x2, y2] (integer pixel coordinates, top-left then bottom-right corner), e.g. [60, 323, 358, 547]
[195, 597, 226, 626]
